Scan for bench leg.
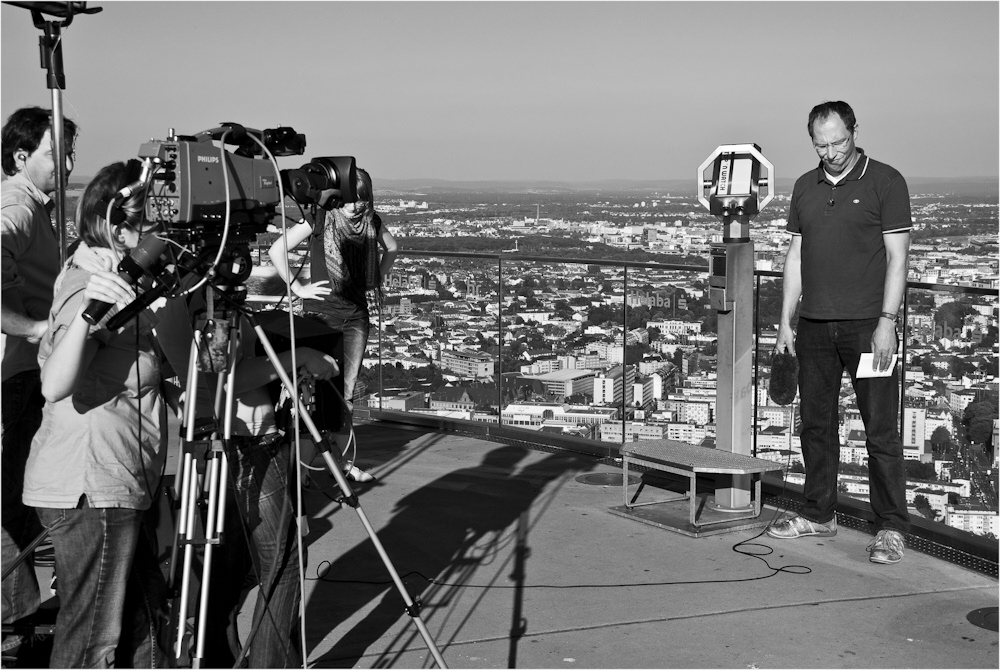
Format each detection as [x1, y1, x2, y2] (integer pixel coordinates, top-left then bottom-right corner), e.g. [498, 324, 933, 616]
[688, 474, 698, 527]
[623, 458, 630, 507]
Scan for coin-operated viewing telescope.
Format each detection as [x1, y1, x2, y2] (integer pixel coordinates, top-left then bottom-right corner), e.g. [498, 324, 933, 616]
[698, 144, 774, 515]
[698, 143, 773, 242]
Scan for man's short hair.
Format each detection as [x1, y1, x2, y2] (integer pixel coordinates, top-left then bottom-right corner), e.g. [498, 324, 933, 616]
[1, 106, 78, 177]
[807, 101, 856, 139]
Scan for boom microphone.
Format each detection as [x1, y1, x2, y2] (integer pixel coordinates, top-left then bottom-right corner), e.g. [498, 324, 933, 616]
[768, 351, 799, 406]
[81, 235, 169, 326]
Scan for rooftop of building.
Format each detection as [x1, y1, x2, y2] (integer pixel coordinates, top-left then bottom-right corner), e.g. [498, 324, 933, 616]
[230, 418, 997, 668]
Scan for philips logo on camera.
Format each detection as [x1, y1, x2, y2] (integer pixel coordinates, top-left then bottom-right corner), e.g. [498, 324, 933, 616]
[197, 155, 220, 163]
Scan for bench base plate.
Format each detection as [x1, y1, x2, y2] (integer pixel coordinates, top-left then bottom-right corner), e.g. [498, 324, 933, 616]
[609, 496, 775, 538]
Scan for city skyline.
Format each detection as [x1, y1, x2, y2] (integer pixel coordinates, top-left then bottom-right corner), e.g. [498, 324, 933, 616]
[1, 1, 997, 182]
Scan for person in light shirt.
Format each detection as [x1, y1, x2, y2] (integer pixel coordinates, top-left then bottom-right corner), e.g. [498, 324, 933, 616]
[1, 106, 77, 658]
[22, 161, 170, 666]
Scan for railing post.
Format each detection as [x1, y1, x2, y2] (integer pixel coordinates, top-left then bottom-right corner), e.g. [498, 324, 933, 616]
[378, 296, 383, 410]
[622, 264, 628, 450]
[498, 257, 504, 425]
[900, 286, 910, 437]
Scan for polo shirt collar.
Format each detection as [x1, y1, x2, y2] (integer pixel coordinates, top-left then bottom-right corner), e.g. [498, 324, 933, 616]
[815, 147, 869, 184]
[8, 171, 54, 213]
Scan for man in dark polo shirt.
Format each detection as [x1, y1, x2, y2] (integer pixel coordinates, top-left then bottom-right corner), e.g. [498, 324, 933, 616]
[1, 107, 77, 651]
[767, 101, 912, 565]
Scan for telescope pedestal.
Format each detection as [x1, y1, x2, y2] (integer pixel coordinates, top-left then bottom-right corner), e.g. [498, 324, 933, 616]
[712, 241, 756, 512]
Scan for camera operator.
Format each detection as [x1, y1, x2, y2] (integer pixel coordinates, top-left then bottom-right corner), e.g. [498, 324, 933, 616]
[21, 161, 171, 667]
[1, 106, 78, 655]
[267, 168, 397, 481]
[202, 316, 338, 668]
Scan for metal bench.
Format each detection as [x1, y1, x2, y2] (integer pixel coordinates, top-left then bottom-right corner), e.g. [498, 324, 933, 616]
[621, 439, 783, 527]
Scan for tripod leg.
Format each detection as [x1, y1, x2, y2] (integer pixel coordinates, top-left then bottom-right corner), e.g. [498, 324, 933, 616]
[170, 338, 206, 661]
[0, 521, 59, 583]
[251, 319, 449, 669]
[190, 309, 240, 668]
[190, 448, 227, 668]
[174, 453, 199, 660]
[167, 339, 201, 594]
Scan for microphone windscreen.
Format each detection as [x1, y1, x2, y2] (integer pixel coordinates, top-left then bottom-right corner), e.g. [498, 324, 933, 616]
[769, 352, 799, 405]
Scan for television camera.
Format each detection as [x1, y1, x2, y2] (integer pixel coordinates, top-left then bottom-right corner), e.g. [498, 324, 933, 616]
[137, 122, 357, 246]
[61, 122, 451, 668]
[86, 122, 359, 329]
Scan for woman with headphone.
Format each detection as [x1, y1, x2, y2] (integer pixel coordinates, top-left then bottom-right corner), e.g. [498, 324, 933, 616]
[21, 161, 170, 667]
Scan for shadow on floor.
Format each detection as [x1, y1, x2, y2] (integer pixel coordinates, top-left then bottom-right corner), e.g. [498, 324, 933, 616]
[303, 444, 593, 667]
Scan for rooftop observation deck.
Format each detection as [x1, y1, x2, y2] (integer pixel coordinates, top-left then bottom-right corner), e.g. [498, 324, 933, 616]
[231, 250, 997, 668]
[17, 252, 993, 669]
[249, 417, 996, 669]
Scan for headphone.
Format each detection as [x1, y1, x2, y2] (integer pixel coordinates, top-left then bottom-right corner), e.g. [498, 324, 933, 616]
[96, 159, 145, 229]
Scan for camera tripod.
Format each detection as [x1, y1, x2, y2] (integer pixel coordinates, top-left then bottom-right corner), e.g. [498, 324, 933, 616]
[167, 285, 447, 669]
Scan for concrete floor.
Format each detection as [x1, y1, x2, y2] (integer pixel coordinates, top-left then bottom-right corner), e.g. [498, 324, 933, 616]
[273, 422, 997, 669]
[20, 420, 993, 668]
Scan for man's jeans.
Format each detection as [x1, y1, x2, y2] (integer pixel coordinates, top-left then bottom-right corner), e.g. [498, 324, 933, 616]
[2, 370, 44, 627]
[796, 317, 910, 533]
[36, 503, 169, 668]
[204, 434, 301, 668]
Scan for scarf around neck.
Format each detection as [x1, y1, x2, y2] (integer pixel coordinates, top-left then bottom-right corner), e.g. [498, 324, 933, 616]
[322, 207, 382, 308]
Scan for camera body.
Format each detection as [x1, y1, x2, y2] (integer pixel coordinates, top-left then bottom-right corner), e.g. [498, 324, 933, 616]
[137, 123, 359, 248]
[141, 137, 282, 242]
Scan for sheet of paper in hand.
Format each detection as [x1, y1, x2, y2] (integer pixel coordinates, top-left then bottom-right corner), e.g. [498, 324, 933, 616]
[856, 353, 897, 378]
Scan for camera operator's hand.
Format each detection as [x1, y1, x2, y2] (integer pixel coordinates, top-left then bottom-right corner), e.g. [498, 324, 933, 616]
[296, 347, 339, 381]
[292, 280, 332, 300]
[82, 270, 137, 312]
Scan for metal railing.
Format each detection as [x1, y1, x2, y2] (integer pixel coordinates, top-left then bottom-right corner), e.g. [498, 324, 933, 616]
[249, 249, 997, 547]
[352, 249, 998, 575]
[370, 251, 997, 452]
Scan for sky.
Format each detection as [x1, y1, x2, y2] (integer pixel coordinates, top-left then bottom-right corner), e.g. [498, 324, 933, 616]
[2, 1, 997, 183]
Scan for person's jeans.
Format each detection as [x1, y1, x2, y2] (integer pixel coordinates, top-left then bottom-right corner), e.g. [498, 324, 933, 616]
[795, 317, 910, 533]
[204, 433, 301, 668]
[36, 501, 169, 668]
[307, 312, 369, 413]
[2, 370, 44, 627]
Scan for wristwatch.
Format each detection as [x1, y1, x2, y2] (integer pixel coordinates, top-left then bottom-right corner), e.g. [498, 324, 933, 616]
[880, 311, 899, 322]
